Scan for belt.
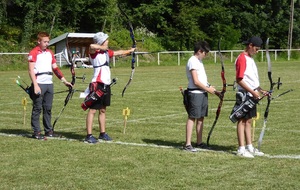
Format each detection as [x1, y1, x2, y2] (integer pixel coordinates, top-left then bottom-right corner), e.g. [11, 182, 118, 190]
[36, 72, 53, 76]
[187, 88, 205, 92]
[187, 88, 202, 91]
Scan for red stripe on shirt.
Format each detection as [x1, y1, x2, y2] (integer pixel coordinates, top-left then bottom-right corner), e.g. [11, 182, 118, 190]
[236, 53, 247, 80]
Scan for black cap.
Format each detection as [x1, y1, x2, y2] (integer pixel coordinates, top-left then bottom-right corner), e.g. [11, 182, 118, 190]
[243, 36, 263, 47]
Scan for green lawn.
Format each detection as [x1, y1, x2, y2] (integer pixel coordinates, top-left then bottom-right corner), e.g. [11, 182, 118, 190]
[0, 59, 299, 190]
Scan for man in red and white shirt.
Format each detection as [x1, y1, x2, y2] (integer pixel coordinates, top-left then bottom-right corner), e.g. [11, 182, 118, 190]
[28, 32, 72, 140]
[83, 32, 135, 143]
[233, 36, 268, 158]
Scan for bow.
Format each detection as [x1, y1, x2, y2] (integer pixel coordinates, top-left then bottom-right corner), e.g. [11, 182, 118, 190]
[207, 39, 227, 146]
[118, 5, 137, 97]
[257, 38, 275, 150]
[52, 52, 76, 129]
[15, 76, 31, 95]
[257, 38, 294, 150]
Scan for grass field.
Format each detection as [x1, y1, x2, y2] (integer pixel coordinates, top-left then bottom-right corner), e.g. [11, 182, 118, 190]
[0, 57, 299, 189]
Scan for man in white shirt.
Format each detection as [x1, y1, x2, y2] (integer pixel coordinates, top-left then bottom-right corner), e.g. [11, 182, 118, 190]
[183, 41, 217, 152]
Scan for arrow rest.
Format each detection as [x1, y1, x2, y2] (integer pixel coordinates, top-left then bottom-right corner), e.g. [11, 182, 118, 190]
[226, 80, 237, 91]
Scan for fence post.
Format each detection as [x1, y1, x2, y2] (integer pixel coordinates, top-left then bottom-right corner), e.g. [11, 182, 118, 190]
[158, 53, 160, 65]
[214, 51, 217, 63]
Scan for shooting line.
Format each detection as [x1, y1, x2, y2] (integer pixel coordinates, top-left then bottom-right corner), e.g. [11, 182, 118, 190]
[0, 132, 299, 160]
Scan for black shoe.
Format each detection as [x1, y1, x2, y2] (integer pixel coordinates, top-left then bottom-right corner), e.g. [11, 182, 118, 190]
[45, 131, 61, 138]
[195, 143, 210, 149]
[32, 132, 46, 140]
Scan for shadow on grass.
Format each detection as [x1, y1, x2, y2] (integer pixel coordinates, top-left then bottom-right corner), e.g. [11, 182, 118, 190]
[142, 138, 184, 148]
[142, 138, 236, 153]
[0, 128, 85, 141]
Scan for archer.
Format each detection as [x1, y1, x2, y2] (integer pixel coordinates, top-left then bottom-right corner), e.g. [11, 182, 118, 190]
[230, 36, 269, 158]
[81, 32, 135, 144]
[28, 32, 72, 140]
[183, 41, 218, 152]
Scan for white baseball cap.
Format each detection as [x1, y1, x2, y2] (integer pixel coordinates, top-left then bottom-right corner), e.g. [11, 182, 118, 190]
[93, 32, 109, 45]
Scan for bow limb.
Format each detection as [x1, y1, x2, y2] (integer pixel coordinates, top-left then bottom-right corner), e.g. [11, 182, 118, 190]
[118, 5, 137, 97]
[207, 39, 227, 146]
[258, 38, 273, 150]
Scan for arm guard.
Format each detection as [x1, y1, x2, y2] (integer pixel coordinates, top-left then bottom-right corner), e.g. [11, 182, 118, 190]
[53, 67, 64, 80]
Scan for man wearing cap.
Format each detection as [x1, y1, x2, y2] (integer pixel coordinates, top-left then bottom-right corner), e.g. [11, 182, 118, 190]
[82, 32, 135, 144]
[231, 36, 269, 158]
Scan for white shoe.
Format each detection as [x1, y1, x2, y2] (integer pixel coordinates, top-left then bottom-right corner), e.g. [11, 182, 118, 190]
[247, 148, 264, 156]
[237, 150, 254, 158]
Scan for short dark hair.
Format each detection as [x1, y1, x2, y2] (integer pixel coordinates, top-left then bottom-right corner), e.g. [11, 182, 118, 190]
[194, 41, 210, 54]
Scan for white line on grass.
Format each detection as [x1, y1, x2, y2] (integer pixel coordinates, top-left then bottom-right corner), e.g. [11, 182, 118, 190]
[1, 132, 300, 160]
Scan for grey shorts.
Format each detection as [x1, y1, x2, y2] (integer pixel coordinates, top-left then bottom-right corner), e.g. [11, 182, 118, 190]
[187, 92, 208, 118]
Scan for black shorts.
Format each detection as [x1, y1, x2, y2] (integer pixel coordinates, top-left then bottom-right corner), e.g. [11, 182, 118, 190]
[231, 93, 257, 119]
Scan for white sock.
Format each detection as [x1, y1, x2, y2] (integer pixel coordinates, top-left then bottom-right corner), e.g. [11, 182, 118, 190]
[238, 146, 245, 152]
[246, 144, 254, 151]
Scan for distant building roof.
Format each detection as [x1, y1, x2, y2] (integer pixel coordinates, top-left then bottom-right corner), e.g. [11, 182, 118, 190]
[49, 33, 96, 46]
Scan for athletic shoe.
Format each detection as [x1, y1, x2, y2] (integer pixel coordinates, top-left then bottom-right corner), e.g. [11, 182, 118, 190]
[195, 143, 210, 149]
[183, 145, 197, 152]
[237, 150, 254, 158]
[99, 133, 112, 141]
[247, 148, 264, 156]
[84, 135, 98, 144]
[32, 132, 46, 140]
[45, 131, 61, 138]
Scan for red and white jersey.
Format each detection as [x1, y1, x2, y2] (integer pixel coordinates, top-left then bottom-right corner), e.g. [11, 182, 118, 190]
[235, 52, 260, 93]
[28, 46, 56, 84]
[89, 50, 114, 85]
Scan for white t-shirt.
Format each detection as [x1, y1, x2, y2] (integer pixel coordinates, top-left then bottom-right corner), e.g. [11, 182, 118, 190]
[186, 55, 209, 93]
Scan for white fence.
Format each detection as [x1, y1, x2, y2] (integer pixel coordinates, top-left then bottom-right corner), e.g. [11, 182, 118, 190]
[2, 49, 300, 67]
[135, 49, 300, 66]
